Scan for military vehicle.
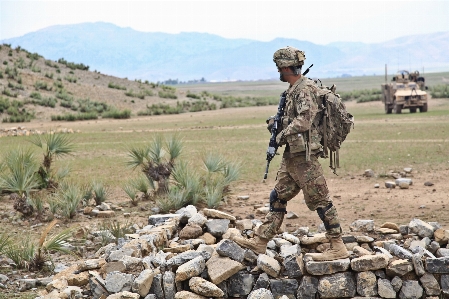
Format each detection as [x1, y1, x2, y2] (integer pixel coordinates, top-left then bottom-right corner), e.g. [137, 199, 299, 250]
[381, 70, 428, 114]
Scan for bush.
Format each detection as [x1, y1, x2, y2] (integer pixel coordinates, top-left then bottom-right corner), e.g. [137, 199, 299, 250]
[430, 85, 449, 98]
[108, 82, 126, 90]
[64, 76, 77, 83]
[2, 88, 18, 98]
[102, 109, 131, 119]
[58, 58, 89, 71]
[158, 90, 177, 99]
[51, 112, 98, 121]
[8, 81, 24, 90]
[44, 72, 54, 79]
[186, 91, 201, 99]
[31, 96, 57, 108]
[34, 81, 52, 91]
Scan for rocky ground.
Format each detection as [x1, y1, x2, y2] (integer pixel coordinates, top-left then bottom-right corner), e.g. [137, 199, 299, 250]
[1, 204, 449, 298]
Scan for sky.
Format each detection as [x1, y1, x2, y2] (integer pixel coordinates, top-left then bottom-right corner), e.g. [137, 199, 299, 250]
[0, 0, 448, 45]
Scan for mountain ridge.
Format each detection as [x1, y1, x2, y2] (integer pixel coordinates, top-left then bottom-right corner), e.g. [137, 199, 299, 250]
[2, 22, 448, 81]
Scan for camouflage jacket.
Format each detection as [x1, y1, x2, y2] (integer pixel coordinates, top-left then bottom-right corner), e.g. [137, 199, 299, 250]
[281, 76, 323, 155]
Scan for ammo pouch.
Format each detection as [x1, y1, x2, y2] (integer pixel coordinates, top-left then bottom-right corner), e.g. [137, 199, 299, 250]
[286, 133, 306, 153]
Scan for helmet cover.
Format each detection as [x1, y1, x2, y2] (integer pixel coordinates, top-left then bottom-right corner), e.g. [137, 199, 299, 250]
[273, 46, 305, 68]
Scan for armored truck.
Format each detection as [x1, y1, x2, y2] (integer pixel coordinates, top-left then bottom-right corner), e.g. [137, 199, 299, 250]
[381, 70, 428, 114]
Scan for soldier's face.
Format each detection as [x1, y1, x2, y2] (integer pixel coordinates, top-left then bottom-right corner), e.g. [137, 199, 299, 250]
[278, 67, 290, 82]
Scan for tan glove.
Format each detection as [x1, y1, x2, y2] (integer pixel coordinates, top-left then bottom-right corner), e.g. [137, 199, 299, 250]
[266, 116, 275, 132]
[275, 130, 287, 146]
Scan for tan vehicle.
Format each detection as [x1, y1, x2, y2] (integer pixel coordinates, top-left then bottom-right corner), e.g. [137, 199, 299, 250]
[381, 70, 428, 114]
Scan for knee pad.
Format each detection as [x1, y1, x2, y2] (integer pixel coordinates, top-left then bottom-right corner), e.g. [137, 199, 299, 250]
[316, 203, 340, 230]
[269, 189, 287, 213]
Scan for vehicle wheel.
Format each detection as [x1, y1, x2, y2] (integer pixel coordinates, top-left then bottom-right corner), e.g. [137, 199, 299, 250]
[419, 103, 428, 112]
[393, 102, 402, 114]
[385, 104, 392, 114]
[410, 108, 417, 113]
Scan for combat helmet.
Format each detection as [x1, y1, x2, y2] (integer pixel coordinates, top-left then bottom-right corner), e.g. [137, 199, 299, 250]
[273, 46, 305, 68]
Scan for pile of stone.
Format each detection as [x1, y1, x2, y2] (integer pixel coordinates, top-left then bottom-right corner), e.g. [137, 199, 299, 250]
[14, 206, 449, 298]
[0, 127, 79, 137]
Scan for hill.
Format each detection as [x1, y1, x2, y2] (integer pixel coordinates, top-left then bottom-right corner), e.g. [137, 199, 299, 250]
[0, 44, 281, 123]
[2, 22, 449, 81]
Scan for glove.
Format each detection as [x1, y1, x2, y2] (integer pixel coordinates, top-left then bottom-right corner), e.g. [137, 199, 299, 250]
[266, 116, 275, 132]
[275, 130, 287, 146]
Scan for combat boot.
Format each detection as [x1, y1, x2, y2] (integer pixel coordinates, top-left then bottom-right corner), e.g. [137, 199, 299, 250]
[230, 235, 269, 255]
[305, 236, 349, 261]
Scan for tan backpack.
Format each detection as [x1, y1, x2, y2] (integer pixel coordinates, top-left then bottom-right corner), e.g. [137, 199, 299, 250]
[310, 81, 354, 174]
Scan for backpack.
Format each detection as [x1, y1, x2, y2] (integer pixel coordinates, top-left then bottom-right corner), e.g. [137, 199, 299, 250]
[310, 81, 354, 174]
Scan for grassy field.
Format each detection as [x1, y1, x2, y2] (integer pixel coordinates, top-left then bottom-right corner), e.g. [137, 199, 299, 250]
[1, 79, 448, 188]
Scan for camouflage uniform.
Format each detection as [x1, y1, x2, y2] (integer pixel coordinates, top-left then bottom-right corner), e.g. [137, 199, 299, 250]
[257, 54, 342, 241]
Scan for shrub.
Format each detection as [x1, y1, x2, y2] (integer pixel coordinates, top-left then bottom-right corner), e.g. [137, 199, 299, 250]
[92, 181, 108, 205]
[64, 76, 77, 83]
[430, 84, 449, 98]
[186, 91, 201, 99]
[158, 90, 177, 99]
[44, 72, 54, 79]
[108, 82, 126, 90]
[102, 109, 131, 119]
[51, 112, 98, 121]
[53, 181, 83, 219]
[34, 81, 52, 91]
[8, 81, 24, 90]
[2, 87, 18, 98]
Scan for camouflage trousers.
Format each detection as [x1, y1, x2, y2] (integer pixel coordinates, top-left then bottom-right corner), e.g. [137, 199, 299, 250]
[256, 154, 342, 240]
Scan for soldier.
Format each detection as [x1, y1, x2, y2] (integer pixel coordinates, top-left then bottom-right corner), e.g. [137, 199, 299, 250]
[231, 46, 349, 261]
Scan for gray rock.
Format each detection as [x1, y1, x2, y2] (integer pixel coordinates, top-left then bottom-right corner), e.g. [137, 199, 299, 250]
[389, 243, 413, 260]
[305, 258, 350, 275]
[442, 274, 449, 296]
[386, 259, 414, 277]
[373, 246, 394, 259]
[378, 278, 396, 298]
[177, 205, 197, 224]
[350, 220, 375, 232]
[36, 277, 53, 286]
[270, 279, 298, 299]
[318, 272, 356, 298]
[356, 271, 378, 297]
[257, 254, 281, 278]
[175, 256, 205, 282]
[279, 244, 300, 258]
[429, 241, 440, 254]
[18, 279, 36, 291]
[189, 276, 224, 297]
[385, 181, 396, 188]
[364, 169, 375, 177]
[206, 256, 245, 285]
[396, 178, 413, 186]
[248, 288, 274, 299]
[391, 276, 402, 292]
[89, 271, 108, 299]
[216, 239, 245, 263]
[399, 225, 409, 235]
[149, 274, 164, 299]
[399, 280, 423, 299]
[227, 271, 254, 297]
[187, 213, 207, 226]
[425, 257, 449, 273]
[244, 249, 259, 263]
[253, 273, 270, 291]
[412, 253, 426, 276]
[351, 254, 389, 271]
[273, 237, 292, 248]
[0, 274, 8, 284]
[163, 271, 175, 299]
[374, 269, 386, 278]
[408, 218, 435, 238]
[144, 295, 156, 299]
[436, 248, 449, 257]
[419, 273, 440, 296]
[148, 214, 179, 226]
[132, 269, 156, 297]
[297, 276, 319, 299]
[205, 219, 230, 237]
[282, 254, 305, 278]
[342, 235, 357, 243]
[105, 271, 134, 293]
[167, 250, 209, 267]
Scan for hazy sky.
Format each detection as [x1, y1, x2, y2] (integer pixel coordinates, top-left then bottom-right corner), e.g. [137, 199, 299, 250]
[1, 0, 448, 44]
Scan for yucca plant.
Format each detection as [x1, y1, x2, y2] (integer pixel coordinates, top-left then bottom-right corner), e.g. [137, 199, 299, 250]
[204, 178, 225, 208]
[155, 188, 189, 213]
[122, 183, 138, 206]
[3, 220, 73, 270]
[0, 232, 11, 255]
[126, 134, 183, 195]
[54, 181, 83, 219]
[131, 174, 155, 200]
[101, 221, 132, 244]
[0, 149, 39, 216]
[29, 133, 75, 189]
[171, 160, 202, 205]
[92, 181, 108, 205]
[29, 194, 45, 220]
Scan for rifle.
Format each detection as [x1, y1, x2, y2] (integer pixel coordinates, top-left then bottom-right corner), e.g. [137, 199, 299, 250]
[263, 64, 313, 180]
[263, 91, 287, 180]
